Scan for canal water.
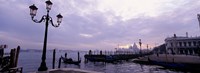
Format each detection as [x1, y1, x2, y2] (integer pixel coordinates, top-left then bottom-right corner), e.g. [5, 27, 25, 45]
[18, 51, 182, 73]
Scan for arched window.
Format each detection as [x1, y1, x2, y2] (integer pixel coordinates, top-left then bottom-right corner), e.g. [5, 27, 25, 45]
[171, 43, 173, 47]
[179, 42, 182, 47]
[188, 42, 191, 46]
[184, 42, 187, 47]
[193, 41, 196, 46]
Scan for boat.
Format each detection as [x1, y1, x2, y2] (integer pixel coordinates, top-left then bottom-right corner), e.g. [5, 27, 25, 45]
[84, 55, 116, 62]
[61, 56, 81, 65]
[84, 54, 146, 63]
[61, 52, 81, 65]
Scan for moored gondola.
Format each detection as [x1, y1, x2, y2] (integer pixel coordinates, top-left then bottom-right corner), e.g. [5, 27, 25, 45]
[61, 52, 81, 65]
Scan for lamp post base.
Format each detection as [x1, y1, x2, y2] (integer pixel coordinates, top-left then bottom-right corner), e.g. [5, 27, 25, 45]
[38, 61, 48, 71]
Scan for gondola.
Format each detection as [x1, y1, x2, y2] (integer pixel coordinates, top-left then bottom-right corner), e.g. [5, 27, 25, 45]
[61, 56, 81, 65]
[61, 52, 81, 65]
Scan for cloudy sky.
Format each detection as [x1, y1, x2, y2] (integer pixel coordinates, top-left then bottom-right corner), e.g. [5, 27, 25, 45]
[1, 0, 200, 51]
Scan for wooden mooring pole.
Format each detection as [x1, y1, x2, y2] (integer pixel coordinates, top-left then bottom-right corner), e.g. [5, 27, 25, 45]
[52, 49, 56, 69]
[58, 57, 61, 68]
[78, 52, 80, 61]
[10, 49, 15, 67]
[14, 46, 20, 67]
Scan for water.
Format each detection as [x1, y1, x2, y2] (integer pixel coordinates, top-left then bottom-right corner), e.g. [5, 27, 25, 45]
[18, 51, 182, 73]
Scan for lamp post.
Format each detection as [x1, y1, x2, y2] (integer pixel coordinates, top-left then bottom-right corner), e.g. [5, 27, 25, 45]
[139, 39, 142, 54]
[197, 14, 200, 32]
[29, 0, 63, 71]
[147, 44, 148, 53]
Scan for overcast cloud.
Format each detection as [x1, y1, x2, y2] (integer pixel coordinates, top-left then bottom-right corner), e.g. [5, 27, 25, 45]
[1, 0, 200, 51]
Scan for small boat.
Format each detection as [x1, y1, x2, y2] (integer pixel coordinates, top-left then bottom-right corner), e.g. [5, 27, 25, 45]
[84, 55, 116, 62]
[61, 52, 81, 65]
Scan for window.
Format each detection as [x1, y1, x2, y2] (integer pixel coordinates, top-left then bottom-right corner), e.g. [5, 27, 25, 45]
[188, 42, 191, 46]
[193, 41, 196, 46]
[198, 41, 200, 46]
[179, 42, 182, 47]
[184, 42, 187, 47]
[171, 43, 173, 47]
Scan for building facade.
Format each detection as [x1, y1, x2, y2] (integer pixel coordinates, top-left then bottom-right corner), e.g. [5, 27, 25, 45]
[115, 43, 139, 54]
[165, 34, 200, 55]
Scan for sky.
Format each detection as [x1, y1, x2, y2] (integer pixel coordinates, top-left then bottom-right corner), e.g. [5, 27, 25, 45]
[1, 0, 200, 51]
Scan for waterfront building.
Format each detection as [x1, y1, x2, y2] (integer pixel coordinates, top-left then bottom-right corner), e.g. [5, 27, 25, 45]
[165, 34, 200, 55]
[115, 43, 139, 54]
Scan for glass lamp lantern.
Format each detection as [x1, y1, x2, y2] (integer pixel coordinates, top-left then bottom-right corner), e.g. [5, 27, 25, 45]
[56, 14, 63, 24]
[29, 4, 38, 17]
[45, 0, 53, 11]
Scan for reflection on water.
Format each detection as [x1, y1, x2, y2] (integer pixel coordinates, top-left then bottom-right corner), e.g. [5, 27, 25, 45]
[18, 51, 182, 73]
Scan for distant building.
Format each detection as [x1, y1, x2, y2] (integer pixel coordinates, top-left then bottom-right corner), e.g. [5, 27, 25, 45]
[165, 34, 200, 55]
[115, 43, 139, 54]
[153, 44, 166, 54]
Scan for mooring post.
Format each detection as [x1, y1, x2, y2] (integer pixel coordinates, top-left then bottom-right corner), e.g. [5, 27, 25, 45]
[89, 50, 92, 55]
[58, 57, 61, 68]
[52, 49, 56, 69]
[0, 46, 4, 59]
[10, 49, 15, 67]
[14, 46, 20, 67]
[78, 52, 80, 61]
[84, 57, 88, 63]
[65, 53, 67, 58]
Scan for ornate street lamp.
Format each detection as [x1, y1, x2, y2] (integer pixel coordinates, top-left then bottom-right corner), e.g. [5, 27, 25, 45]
[29, 0, 63, 71]
[139, 39, 142, 54]
[197, 14, 200, 32]
[147, 44, 149, 53]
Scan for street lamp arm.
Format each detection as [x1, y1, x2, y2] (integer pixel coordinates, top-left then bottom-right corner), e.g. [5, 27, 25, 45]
[49, 17, 60, 27]
[32, 15, 46, 23]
